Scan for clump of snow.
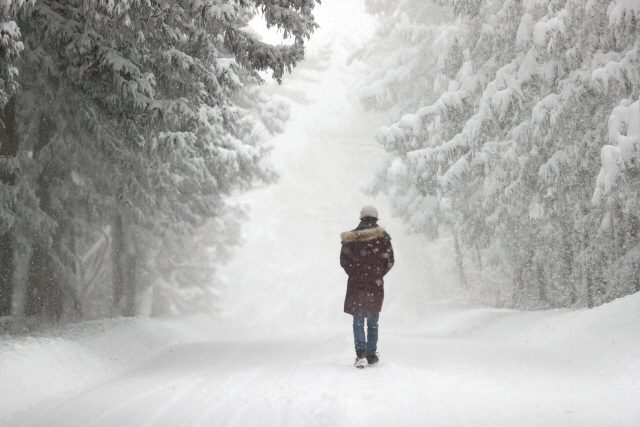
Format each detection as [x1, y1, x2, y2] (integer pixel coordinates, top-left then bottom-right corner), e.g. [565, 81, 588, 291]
[532, 20, 549, 47]
[516, 13, 535, 48]
[608, 99, 640, 164]
[441, 155, 469, 187]
[608, 0, 640, 27]
[528, 201, 544, 219]
[592, 99, 639, 204]
[539, 149, 569, 183]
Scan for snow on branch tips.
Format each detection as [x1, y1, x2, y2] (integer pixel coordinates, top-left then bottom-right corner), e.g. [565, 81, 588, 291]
[608, 0, 640, 35]
[0, 20, 24, 106]
[593, 145, 623, 205]
[539, 149, 569, 184]
[516, 13, 535, 49]
[0, 0, 320, 321]
[531, 93, 561, 137]
[590, 47, 640, 94]
[363, 0, 640, 310]
[593, 98, 640, 205]
[442, 155, 470, 188]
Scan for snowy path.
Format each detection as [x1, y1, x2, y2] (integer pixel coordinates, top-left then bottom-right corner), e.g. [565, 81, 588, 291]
[15, 320, 638, 427]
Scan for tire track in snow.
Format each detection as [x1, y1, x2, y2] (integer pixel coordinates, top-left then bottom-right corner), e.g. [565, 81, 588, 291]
[185, 331, 328, 427]
[18, 330, 269, 427]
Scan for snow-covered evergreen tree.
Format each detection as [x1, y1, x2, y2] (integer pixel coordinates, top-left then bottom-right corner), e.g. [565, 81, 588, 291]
[0, 0, 33, 109]
[359, 0, 452, 114]
[0, 0, 318, 327]
[366, 0, 640, 308]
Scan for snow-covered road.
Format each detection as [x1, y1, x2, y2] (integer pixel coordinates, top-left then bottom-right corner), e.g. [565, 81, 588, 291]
[14, 310, 640, 427]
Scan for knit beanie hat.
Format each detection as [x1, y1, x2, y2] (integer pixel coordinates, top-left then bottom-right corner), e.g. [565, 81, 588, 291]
[360, 205, 379, 219]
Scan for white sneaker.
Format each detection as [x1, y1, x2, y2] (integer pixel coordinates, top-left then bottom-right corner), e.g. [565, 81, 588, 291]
[354, 349, 367, 369]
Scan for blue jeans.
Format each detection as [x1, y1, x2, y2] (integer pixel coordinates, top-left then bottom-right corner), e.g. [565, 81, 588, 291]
[353, 305, 379, 356]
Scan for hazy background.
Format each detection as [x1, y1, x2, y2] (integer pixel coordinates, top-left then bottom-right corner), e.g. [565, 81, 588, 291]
[221, 0, 464, 326]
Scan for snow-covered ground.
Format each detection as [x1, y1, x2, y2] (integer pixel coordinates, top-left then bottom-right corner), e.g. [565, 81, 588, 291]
[3, 296, 640, 426]
[2, 1, 640, 426]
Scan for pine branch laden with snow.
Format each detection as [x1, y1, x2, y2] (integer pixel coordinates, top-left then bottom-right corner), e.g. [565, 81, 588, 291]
[359, 0, 453, 114]
[0, 20, 22, 110]
[365, 0, 640, 308]
[593, 99, 640, 205]
[0, 0, 318, 323]
[0, 0, 35, 109]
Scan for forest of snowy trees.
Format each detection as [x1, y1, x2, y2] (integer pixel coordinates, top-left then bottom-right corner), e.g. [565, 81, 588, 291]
[0, 0, 318, 331]
[361, 0, 640, 309]
[1, 0, 638, 331]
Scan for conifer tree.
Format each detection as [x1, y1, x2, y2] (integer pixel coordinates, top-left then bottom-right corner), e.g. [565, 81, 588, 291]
[366, 0, 640, 308]
[0, 0, 319, 325]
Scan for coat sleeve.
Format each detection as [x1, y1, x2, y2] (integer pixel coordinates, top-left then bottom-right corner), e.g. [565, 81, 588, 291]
[340, 243, 352, 276]
[381, 235, 394, 276]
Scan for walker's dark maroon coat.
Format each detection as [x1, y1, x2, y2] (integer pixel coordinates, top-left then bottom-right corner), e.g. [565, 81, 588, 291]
[340, 221, 394, 317]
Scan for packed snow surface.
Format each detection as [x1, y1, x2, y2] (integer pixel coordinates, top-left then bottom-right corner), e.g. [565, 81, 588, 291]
[2, 1, 640, 426]
[3, 297, 640, 426]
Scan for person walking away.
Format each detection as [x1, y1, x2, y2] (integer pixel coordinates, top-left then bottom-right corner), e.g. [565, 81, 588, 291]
[340, 205, 394, 368]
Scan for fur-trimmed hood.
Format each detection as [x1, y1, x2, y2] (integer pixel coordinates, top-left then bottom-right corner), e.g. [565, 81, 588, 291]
[340, 226, 387, 243]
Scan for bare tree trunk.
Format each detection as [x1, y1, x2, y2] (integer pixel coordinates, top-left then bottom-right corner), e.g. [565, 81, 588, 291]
[580, 220, 595, 309]
[65, 226, 83, 321]
[123, 254, 137, 317]
[631, 212, 640, 294]
[10, 226, 33, 333]
[536, 261, 547, 306]
[111, 212, 137, 317]
[453, 228, 470, 306]
[475, 244, 482, 270]
[610, 205, 619, 260]
[0, 96, 17, 183]
[0, 234, 12, 316]
[111, 212, 125, 317]
[513, 247, 534, 308]
[0, 96, 17, 317]
[25, 111, 81, 324]
[561, 230, 576, 305]
[586, 271, 594, 309]
[51, 227, 81, 321]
